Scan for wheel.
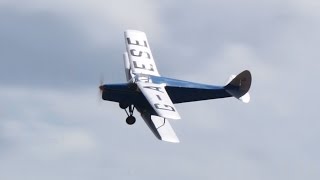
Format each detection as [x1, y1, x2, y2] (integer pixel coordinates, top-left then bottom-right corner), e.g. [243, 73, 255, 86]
[126, 116, 136, 125]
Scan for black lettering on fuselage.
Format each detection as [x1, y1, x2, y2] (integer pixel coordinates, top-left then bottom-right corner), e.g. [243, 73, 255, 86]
[133, 61, 154, 71]
[130, 49, 151, 59]
[154, 103, 175, 112]
[127, 38, 148, 48]
[156, 95, 162, 101]
[143, 86, 164, 93]
[127, 37, 156, 74]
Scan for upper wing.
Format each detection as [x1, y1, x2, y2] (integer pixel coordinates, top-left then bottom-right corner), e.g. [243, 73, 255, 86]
[136, 81, 181, 120]
[124, 30, 160, 76]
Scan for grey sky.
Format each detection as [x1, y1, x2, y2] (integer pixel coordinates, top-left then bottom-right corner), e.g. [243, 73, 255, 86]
[1, 0, 319, 180]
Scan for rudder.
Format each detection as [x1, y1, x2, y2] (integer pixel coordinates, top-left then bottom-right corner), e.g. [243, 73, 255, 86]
[225, 70, 252, 103]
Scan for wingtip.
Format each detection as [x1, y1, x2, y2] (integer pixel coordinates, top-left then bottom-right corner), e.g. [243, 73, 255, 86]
[124, 29, 146, 35]
[161, 137, 180, 143]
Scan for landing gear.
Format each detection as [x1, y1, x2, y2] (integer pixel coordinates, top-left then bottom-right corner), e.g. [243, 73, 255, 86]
[126, 115, 136, 125]
[121, 103, 136, 125]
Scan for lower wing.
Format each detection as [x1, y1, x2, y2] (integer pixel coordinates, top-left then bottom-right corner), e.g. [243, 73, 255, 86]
[141, 113, 179, 143]
[136, 81, 181, 120]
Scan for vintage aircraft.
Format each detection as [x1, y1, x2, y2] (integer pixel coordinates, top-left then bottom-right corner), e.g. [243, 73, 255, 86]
[100, 30, 252, 143]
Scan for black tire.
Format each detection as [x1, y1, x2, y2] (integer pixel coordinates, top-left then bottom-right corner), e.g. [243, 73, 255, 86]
[126, 116, 136, 125]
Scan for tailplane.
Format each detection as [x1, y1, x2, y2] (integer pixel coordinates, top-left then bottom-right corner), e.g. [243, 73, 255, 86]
[225, 70, 252, 103]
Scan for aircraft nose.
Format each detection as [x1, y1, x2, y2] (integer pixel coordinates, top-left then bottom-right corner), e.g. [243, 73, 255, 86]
[99, 85, 106, 93]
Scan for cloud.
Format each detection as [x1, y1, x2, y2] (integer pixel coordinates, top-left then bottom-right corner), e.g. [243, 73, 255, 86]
[0, 0, 167, 88]
[1, 0, 166, 43]
[1, 0, 320, 180]
[288, 0, 320, 17]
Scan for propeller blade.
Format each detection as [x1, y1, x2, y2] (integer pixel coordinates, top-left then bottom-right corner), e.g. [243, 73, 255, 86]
[98, 74, 105, 104]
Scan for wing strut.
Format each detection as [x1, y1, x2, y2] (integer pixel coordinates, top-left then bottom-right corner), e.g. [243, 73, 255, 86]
[141, 113, 180, 143]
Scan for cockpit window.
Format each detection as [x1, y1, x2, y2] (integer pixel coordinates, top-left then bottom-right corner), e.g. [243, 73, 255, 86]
[135, 74, 151, 83]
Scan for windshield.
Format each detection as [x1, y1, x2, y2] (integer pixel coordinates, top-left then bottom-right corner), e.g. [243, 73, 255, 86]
[134, 74, 151, 83]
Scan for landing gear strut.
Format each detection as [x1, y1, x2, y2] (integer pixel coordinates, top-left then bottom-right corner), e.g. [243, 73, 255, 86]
[120, 103, 136, 125]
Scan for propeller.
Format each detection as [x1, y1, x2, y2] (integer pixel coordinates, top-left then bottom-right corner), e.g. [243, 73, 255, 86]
[98, 74, 104, 103]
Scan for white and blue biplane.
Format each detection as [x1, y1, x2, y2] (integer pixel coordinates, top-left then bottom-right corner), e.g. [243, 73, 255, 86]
[100, 30, 252, 143]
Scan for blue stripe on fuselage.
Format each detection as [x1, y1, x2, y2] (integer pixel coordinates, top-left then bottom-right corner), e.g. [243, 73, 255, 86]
[148, 75, 223, 89]
[101, 75, 232, 105]
[147, 75, 231, 104]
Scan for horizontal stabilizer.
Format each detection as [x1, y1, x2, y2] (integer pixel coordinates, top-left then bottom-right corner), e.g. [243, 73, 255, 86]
[225, 70, 252, 103]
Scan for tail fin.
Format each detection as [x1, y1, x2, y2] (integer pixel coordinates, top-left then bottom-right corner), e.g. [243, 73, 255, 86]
[225, 70, 252, 103]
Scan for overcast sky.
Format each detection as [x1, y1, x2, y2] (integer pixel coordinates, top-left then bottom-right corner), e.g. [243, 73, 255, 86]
[1, 0, 319, 180]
